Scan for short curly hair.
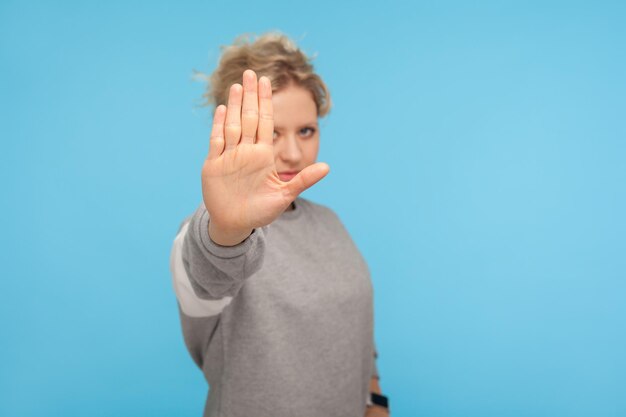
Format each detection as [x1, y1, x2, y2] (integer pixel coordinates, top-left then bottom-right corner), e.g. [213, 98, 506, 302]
[199, 31, 332, 117]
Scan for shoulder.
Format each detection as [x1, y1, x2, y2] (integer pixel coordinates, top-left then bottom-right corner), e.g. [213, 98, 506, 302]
[297, 197, 363, 255]
[296, 197, 344, 226]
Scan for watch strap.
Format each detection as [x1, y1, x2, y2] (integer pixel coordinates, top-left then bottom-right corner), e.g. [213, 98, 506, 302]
[369, 392, 389, 411]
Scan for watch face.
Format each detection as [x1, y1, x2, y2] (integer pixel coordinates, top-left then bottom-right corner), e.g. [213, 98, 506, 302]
[371, 392, 389, 409]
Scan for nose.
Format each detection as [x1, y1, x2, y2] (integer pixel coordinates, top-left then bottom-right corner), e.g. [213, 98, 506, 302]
[277, 133, 302, 164]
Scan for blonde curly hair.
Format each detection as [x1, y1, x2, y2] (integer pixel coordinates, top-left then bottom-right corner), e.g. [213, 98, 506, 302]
[199, 31, 332, 117]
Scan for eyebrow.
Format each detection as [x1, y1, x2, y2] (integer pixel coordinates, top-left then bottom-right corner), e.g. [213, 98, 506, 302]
[273, 122, 318, 130]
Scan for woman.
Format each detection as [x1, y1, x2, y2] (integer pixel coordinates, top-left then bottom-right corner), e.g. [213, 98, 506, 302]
[170, 32, 390, 417]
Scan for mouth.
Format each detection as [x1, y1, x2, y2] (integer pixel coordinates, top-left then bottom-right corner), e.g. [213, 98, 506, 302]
[278, 171, 299, 181]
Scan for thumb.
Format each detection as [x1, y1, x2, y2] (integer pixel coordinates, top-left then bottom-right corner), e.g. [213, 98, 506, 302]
[283, 162, 330, 199]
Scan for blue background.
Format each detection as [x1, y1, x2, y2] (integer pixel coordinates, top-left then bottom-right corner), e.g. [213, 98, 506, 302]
[1, 1, 625, 416]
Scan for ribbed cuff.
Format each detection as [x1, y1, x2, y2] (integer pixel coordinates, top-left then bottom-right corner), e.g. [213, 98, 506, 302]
[198, 209, 258, 259]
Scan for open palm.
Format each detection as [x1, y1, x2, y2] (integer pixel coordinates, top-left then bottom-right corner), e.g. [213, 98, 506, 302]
[201, 70, 329, 242]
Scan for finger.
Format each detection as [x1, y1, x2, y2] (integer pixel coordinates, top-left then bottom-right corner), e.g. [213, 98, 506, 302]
[256, 76, 274, 146]
[283, 162, 330, 199]
[208, 105, 226, 160]
[224, 83, 243, 150]
[240, 69, 258, 145]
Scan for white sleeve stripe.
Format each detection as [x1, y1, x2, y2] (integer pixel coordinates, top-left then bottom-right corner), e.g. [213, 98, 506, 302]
[170, 221, 233, 318]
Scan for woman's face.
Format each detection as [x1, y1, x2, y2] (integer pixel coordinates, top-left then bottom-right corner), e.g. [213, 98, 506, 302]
[271, 83, 320, 182]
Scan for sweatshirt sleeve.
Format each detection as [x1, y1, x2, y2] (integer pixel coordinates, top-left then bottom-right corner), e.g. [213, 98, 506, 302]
[175, 301, 220, 370]
[171, 202, 268, 318]
[372, 340, 380, 380]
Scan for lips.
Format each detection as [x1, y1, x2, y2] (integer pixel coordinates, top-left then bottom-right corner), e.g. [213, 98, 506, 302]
[278, 171, 299, 181]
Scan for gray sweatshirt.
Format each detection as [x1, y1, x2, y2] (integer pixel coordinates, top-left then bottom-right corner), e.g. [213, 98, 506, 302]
[170, 197, 379, 417]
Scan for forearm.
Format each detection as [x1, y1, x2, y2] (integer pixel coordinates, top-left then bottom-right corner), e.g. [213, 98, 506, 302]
[365, 376, 389, 416]
[178, 203, 267, 301]
[369, 376, 382, 394]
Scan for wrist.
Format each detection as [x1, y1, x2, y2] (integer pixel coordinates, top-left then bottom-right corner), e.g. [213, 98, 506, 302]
[367, 392, 389, 414]
[208, 220, 253, 247]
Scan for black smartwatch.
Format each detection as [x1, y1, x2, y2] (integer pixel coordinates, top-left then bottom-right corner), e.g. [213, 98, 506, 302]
[367, 392, 390, 411]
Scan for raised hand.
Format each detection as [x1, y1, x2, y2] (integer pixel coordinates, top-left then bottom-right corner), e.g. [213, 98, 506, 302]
[201, 69, 330, 246]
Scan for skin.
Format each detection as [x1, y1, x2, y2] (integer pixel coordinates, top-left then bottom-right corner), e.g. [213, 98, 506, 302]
[271, 79, 321, 209]
[202, 69, 389, 416]
[202, 70, 329, 246]
[365, 376, 388, 417]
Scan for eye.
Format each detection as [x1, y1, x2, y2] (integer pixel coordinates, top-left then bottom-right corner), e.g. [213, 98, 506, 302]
[299, 127, 316, 138]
